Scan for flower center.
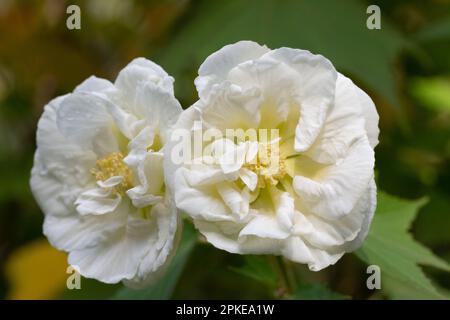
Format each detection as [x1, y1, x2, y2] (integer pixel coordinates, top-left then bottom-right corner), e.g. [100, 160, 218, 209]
[247, 142, 286, 188]
[91, 152, 133, 195]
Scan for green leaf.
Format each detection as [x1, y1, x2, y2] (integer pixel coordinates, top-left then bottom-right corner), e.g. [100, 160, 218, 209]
[292, 283, 348, 300]
[230, 256, 277, 288]
[356, 192, 450, 299]
[113, 222, 197, 300]
[159, 0, 412, 108]
[414, 192, 450, 248]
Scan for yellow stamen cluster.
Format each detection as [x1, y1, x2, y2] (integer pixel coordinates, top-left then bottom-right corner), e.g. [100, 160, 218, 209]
[247, 143, 286, 188]
[91, 152, 133, 195]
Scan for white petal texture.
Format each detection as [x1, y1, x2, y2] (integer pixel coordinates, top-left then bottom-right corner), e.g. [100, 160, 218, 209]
[30, 58, 182, 286]
[165, 41, 379, 271]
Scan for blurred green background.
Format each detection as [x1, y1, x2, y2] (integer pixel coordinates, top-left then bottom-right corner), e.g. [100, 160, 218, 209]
[0, 0, 449, 300]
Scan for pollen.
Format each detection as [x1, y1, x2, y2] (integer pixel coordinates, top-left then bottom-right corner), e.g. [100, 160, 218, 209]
[91, 152, 133, 195]
[247, 143, 286, 188]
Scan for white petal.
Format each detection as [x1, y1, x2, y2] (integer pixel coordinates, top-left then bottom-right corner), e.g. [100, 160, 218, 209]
[43, 205, 125, 251]
[227, 58, 299, 129]
[195, 40, 269, 99]
[128, 152, 164, 190]
[74, 76, 114, 94]
[293, 136, 375, 219]
[295, 210, 363, 249]
[194, 220, 243, 253]
[75, 187, 121, 215]
[30, 97, 96, 217]
[126, 152, 165, 208]
[31, 152, 81, 217]
[68, 210, 156, 284]
[282, 236, 344, 271]
[199, 82, 262, 131]
[128, 126, 155, 153]
[124, 201, 179, 288]
[163, 106, 202, 195]
[216, 182, 245, 215]
[219, 141, 247, 174]
[354, 79, 379, 148]
[105, 100, 139, 140]
[134, 83, 182, 143]
[174, 168, 233, 222]
[263, 48, 337, 152]
[343, 178, 377, 252]
[193, 216, 285, 256]
[305, 74, 368, 164]
[245, 141, 259, 163]
[239, 215, 290, 240]
[184, 164, 225, 187]
[97, 176, 123, 188]
[239, 168, 258, 191]
[56, 92, 118, 155]
[273, 190, 295, 231]
[131, 194, 164, 208]
[291, 211, 314, 235]
[115, 57, 174, 97]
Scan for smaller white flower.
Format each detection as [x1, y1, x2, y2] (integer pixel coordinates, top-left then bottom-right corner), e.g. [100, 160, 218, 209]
[30, 58, 182, 287]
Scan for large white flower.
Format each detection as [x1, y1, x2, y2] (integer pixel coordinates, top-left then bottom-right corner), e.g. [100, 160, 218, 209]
[166, 41, 379, 271]
[30, 58, 182, 286]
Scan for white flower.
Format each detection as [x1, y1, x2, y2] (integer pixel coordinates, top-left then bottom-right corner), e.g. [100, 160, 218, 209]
[166, 41, 379, 271]
[30, 58, 182, 286]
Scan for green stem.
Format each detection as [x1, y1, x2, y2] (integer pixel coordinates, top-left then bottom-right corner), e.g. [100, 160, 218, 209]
[268, 256, 288, 298]
[269, 256, 298, 298]
[282, 258, 298, 293]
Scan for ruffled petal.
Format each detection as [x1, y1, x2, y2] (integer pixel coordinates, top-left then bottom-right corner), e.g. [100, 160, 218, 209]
[134, 82, 182, 143]
[305, 74, 368, 164]
[216, 181, 245, 216]
[198, 82, 262, 131]
[43, 204, 125, 252]
[174, 168, 234, 222]
[75, 186, 121, 216]
[56, 92, 118, 156]
[354, 80, 379, 149]
[68, 209, 157, 284]
[282, 236, 344, 271]
[115, 57, 174, 98]
[195, 40, 269, 99]
[30, 97, 97, 217]
[239, 215, 290, 240]
[293, 136, 374, 219]
[126, 152, 165, 208]
[74, 76, 114, 94]
[264, 48, 337, 152]
[343, 177, 377, 252]
[124, 200, 179, 288]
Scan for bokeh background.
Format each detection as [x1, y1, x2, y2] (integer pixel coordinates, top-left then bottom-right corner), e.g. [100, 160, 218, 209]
[0, 0, 449, 299]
